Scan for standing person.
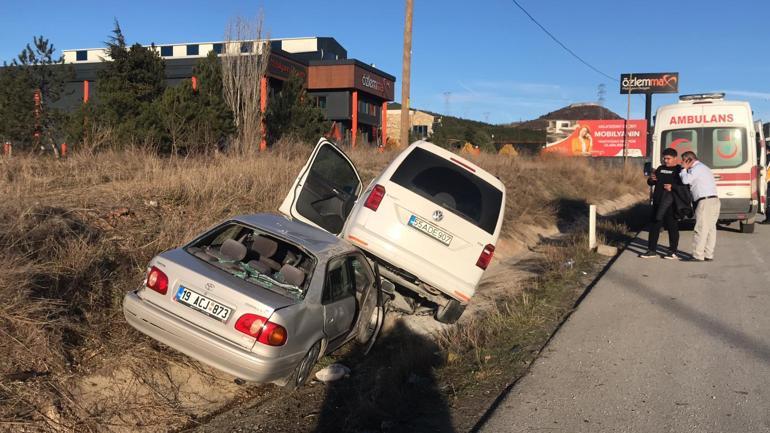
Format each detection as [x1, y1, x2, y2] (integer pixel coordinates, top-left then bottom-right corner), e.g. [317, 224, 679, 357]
[640, 148, 687, 259]
[680, 151, 720, 261]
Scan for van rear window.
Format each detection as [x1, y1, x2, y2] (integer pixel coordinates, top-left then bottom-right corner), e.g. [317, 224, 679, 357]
[390, 147, 503, 234]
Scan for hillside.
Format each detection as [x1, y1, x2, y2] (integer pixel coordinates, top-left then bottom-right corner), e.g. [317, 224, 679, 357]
[387, 103, 543, 151]
[388, 102, 623, 152]
[515, 103, 623, 130]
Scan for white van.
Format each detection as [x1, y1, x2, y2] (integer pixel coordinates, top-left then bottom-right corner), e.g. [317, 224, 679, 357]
[280, 139, 506, 323]
[651, 93, 767, 233]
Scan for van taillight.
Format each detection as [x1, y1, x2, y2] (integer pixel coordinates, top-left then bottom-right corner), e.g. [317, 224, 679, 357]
[476, 244, 495, 270]
[235, 314, 288, 346]
[146, 266, 169, 295]
[364, 184, 386, 211]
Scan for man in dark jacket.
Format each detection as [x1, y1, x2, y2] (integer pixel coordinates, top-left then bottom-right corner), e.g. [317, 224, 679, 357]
[640, 148, 690, 259]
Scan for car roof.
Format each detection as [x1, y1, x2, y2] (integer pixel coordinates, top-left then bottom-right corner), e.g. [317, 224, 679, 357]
[231, 213, 353, 257]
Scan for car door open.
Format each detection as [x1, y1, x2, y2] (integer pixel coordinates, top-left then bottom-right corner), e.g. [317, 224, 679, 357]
[279, 138, 363, 235]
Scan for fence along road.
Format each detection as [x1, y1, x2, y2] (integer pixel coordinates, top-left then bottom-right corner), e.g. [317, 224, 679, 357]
[477, 223, 770, 433]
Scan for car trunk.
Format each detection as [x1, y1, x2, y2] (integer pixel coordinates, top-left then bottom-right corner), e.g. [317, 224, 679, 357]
[139, 248, 296, 351]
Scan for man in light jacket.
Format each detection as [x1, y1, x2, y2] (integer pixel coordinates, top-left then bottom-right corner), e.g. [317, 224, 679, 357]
[680, 151, 720, 261]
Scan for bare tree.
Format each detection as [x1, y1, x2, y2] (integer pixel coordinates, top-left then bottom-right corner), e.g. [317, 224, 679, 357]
[221, 14, 270, 154]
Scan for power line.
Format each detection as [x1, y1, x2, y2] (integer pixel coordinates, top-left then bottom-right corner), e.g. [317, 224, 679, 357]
[510, 0, 617, 83]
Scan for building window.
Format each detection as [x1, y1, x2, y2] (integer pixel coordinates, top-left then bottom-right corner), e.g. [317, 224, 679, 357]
[213, 43, 223, 54]
[186, 44, 199, 56]
[160, 46, 173, 57]
[315, 96, 327, 109]
[412, 125, 429, 138]
[76, 50, 87, 61]
[240, 42, 253, 53]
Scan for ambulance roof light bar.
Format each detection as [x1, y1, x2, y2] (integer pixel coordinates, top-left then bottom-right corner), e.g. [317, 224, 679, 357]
[679, 93, 725, 102]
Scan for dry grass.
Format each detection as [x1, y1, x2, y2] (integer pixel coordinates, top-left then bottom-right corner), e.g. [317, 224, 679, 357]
[0, 142, 643, 431]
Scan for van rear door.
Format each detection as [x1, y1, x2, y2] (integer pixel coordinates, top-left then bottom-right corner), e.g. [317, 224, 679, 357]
[364, 146, 504, 300]
[279, 138, 363, 235]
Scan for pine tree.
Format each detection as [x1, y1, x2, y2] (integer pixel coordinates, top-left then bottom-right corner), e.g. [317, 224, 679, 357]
[94, 20, 166, 145]
[155, 51, 235, 153]
[264, 73, 329, 145]
[0, 36, 72, 148]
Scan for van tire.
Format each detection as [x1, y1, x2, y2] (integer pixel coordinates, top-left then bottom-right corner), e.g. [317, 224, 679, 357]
[740, 221, 755, 233]
[435, 299, 466, 324]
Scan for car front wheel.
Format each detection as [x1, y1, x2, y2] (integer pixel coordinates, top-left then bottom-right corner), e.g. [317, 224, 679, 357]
[356, 291, 380, 345]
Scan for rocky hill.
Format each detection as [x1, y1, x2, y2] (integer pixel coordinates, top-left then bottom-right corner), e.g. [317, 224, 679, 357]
[513, 103, 622, 130]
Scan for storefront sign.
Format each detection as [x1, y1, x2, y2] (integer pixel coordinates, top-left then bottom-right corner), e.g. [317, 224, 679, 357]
[361, 74, 384, 92]
[267, 54, 307, 80]
[620, 73, 679, 94]
[544, 119, 648, 157]
[354, 67, 394, 100]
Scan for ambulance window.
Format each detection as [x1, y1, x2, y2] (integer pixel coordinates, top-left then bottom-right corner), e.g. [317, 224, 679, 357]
[663, 129, 698, 156]
[710, 127, 746, 168]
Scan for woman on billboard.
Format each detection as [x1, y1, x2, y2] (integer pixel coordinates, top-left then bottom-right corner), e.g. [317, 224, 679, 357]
[571, 124, 593, 155]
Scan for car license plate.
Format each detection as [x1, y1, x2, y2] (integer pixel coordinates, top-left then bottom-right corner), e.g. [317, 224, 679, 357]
[176, 286, 232, 321]
[408, 215, 453, 246]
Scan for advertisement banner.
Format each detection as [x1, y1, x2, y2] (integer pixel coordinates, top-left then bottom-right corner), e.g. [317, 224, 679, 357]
[620, 72, 679, 94]
[544, 119, 648, 157]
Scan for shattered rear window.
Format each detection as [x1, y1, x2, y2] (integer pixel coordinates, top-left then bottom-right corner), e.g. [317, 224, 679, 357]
[185, 222, 316, 300]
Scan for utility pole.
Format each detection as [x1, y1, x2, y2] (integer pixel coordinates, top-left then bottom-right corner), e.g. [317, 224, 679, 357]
[399, 0, 414, 148]
[443, 91, 451, 116]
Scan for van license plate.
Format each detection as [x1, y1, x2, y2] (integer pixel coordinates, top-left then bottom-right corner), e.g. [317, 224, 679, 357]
[176, 286, 232, 321]
[408, 215, 453, 246]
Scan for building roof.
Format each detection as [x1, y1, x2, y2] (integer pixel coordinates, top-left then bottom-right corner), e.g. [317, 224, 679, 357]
[61, 36, 346, 64]
[308, 59, 396, 82]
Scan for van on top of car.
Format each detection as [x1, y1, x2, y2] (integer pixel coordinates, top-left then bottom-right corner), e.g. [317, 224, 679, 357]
[279, 138, 506, 324]
[651, 93, 767, 233]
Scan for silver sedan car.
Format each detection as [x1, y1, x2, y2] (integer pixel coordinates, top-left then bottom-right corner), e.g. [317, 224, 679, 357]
[123, 213, 388, 388]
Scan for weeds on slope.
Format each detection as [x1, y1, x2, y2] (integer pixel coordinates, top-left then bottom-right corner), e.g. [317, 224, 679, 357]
[0, 142, 642, 432]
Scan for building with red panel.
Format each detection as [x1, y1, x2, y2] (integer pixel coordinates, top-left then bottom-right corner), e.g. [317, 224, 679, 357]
[60, 37, 395, 147]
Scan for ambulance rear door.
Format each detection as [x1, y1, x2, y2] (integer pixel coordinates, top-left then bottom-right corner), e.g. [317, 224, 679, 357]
[755, 121, 767, 214]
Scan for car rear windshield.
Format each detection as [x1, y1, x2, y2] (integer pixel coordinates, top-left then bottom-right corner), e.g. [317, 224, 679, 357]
[185, 222, 316, 300]
[390, 147, 503, 234]
[663, 127, 748, 169]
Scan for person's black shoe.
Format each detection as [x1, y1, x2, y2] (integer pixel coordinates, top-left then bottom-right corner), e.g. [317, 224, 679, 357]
[663, 252, 680, 260]
[639, 251, 658, 259]
[705, 257, 714, 262]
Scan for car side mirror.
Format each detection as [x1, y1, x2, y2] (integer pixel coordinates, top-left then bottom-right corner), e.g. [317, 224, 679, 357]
[643, 162, 652, 177]
[379, 278, 395, 296]
[372, 261, 396, 296]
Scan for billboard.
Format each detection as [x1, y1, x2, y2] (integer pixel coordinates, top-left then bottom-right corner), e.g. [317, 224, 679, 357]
[620, 73, 679, 94]
[544, 119, 648, 157]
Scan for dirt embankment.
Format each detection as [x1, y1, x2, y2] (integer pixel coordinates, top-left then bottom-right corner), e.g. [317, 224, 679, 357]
[0, 145, 644, 432]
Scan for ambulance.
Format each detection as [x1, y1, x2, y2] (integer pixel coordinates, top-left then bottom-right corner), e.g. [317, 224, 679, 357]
[650, 93, 767, 233]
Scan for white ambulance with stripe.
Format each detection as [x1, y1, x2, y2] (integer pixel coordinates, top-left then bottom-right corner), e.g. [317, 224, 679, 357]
[651, 93, 767, 233]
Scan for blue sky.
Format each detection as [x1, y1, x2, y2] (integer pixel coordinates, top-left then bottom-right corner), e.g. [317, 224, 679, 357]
[2, 0, 769, 124]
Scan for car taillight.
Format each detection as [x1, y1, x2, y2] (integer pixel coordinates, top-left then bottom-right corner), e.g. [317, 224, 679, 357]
[235, 314, 288, 346]
[146, 266, 169, 295]
[476, 244, 495, 270]
[364, 184, 386, 211]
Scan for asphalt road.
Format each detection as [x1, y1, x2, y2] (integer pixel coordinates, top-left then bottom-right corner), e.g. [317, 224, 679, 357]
[478, 222, 770, 433]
